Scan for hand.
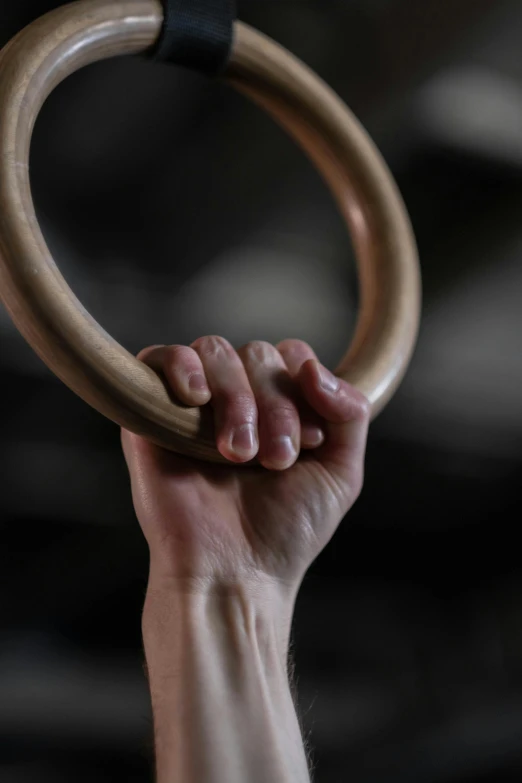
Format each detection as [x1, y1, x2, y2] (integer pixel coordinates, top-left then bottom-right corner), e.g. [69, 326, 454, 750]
[122, 337, 370, 598]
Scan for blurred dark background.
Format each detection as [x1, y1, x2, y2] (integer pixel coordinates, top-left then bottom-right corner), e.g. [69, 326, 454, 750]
[1, 0, 522, 781]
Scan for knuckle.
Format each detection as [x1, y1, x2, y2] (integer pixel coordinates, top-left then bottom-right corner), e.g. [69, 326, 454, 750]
[243, 340, 277, 365]
[164, 344, 194, 367]
[277, 338, 311, 355]
[340, 383, 371, 421]
[264, 401, 298, 427]
[220, 390, 256, 420]
[352, 393, 371, 422]
[193, 335, 233, 360]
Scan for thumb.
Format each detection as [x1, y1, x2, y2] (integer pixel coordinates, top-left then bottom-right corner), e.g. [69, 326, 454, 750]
[297, 359, 371, 487]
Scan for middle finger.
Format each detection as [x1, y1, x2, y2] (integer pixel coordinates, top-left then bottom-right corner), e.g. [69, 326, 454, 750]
[237, 341, 301, 471]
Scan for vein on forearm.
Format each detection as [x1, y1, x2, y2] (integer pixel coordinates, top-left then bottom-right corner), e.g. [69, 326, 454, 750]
[142, 585, 311, 783]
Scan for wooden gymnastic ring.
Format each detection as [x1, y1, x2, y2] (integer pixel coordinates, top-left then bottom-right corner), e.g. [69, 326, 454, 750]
[0, 0, 421, 464]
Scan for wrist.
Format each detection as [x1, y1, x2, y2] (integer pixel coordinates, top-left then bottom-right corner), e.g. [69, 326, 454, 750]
[142, 572, 310, 783]
[143, 574, 296, 668]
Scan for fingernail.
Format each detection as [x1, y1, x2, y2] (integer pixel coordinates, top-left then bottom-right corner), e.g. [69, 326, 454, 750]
[303, 426, 325, 448]
[318, 365, 340, 392]
[270, 435, 298, 468]
[189, 373, 209, 394]
[231, 424, 257, 457]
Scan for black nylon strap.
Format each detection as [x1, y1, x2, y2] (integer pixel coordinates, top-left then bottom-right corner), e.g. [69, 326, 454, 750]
[153, 0, 236, 76]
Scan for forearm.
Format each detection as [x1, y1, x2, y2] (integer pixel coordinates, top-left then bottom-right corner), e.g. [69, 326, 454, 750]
[142, 576, 310, 783]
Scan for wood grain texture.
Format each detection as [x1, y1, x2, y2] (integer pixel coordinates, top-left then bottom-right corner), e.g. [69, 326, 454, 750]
[0, 0, 421, 464]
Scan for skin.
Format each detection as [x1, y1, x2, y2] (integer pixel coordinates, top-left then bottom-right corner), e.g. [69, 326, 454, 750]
[122, 336, 370, 783]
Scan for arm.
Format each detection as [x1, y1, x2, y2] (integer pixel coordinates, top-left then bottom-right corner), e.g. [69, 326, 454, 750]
[122, 336, 370, 783]
[143, 583, 310, 783]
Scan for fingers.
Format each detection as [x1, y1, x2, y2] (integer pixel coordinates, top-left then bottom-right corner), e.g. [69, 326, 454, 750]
[136, 338, 304, 469]
[297, 359, 371, 488]
[277, 339, 325, 450]
[134, 339, 363, 474]
[191, 336, 259, 464]
[137, 345, 211, 406]
[237, 341, 301, 471]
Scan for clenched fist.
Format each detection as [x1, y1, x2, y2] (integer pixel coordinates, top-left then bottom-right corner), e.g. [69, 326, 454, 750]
[122, 337, 370, 597]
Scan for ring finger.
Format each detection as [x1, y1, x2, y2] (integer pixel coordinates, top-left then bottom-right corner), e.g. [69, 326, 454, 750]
[277, 339, 325, 449]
